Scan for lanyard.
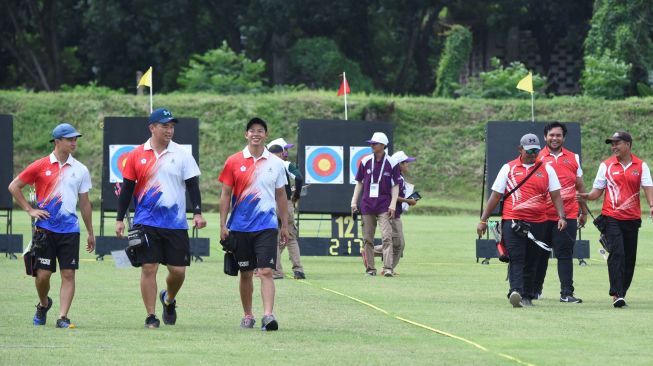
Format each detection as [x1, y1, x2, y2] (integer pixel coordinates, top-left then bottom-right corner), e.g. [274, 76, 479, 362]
[370, 154, 387, 185]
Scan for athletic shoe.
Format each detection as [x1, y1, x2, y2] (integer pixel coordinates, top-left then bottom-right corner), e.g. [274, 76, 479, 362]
[293, 271, 306, 279]
[613, 297, 627, 308]
[560, 295, 583, 303]
[509, 291, 523, 308]
[33, 297, 52, 326]
[533, 292, 543, 300]
[366, 270, 377, 276]
[159, 289, 177, 325]
[261, 314, 278, 331]
[382, 269, 394, 277]
[273, 271, 285, 280]
[240, 315, 256, 329]
[145, 314, 160, 328]
[521, 298, 534, 307]
[56, 317, 76, 328]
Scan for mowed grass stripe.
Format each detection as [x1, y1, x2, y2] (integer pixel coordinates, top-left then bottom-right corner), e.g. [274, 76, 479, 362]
[294, 276, 537, 366]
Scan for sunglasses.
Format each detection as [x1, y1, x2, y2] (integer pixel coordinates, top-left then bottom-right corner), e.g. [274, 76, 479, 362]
[524, 148, 540, 154]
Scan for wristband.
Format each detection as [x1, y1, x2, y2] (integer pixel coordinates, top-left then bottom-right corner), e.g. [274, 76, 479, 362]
[479, 221, 487, 224]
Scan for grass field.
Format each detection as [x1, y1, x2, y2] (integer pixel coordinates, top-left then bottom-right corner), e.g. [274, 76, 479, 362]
[1, 212, 653, 365]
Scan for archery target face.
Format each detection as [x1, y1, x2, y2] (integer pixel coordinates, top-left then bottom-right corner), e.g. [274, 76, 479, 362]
[109, 145, 137, 183]
[349, 146, 372, 184]
[305, 146, 344, 184]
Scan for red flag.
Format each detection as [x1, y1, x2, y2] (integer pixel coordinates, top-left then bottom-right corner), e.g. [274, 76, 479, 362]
[337, 76, 350, 96]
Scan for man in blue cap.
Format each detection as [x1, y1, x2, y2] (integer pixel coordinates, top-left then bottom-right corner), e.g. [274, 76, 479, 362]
[115, 108, 206, 328]
[8, 122, 94, 328]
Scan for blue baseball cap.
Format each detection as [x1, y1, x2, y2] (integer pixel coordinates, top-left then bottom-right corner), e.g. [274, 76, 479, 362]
[50, 123, 82, 142]
[148, 108, 178, 124]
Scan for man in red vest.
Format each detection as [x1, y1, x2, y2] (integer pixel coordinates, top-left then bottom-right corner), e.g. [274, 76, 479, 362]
[533, 122, 588, 303]
[578, 131, 653, 308]
[477, 133, 567, 307]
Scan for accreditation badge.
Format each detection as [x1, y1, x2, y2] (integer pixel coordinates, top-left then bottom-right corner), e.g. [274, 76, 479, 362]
[369, 183, 379, 198]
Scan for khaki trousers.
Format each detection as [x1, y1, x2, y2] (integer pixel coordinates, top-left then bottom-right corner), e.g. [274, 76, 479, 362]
[362, 213, 394, 272]
[390, 217, 405, 270]
[276, 201, 303, 273]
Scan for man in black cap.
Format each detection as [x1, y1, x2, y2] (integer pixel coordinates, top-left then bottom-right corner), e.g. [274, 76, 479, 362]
[477, 133, 567, 307]
[8, 123, 94, 328]
[115, 108, 206, 328]
[578, 131, 653, 308]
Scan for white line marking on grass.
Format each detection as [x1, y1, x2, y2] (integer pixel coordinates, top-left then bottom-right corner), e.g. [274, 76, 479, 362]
[295, 279, 536, 366]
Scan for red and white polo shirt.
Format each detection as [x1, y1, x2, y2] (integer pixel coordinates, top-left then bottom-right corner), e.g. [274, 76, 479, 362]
[492, 157, 561, 223]
[18, 153, 92, 233]
[538, 146, 582, 220]
[593, 154, 652, 220]
[122, 139, 201, 229]
[219, 147, 287, 232]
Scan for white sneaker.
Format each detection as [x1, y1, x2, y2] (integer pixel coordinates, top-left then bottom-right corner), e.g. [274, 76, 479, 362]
[509, 291, 523, 308]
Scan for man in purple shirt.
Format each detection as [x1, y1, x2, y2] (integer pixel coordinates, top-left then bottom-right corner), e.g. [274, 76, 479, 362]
[351, 132, 401, 277]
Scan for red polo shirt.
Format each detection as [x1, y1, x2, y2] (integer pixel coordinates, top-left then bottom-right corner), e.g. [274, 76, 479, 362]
[491, 157, 561, 223]
[593, 154, 653, 220]
[538, 146, 582, 220]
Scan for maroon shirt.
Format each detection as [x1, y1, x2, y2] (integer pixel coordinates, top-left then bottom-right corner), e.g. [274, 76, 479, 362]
[355, 153, 401, 215]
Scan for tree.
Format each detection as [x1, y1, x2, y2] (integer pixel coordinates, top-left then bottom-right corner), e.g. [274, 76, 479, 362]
[584, 0, 653, 95]
[0, 0, 86, 90]
[288, 37, 373, 92]
[80, 0, 247, 91]
[177, 42, 267, 94]
[460, 57, 546, 98]
[434, 25, 472, 97]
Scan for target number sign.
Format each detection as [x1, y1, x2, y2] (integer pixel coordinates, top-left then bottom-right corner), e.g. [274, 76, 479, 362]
[349, 146, 372, 184]
[305, 146, 344, 184]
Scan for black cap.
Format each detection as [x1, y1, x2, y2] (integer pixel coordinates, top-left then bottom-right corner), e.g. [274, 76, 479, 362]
[246, 117, 267, 132]
[605, 131, 632, 144]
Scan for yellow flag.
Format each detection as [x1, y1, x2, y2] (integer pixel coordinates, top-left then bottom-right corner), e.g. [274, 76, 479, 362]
[137, 67, 152, 87]
[516, 72, 533, 94]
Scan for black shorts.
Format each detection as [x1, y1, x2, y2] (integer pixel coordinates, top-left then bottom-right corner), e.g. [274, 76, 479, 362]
[231, 229, 278, 271]
[137, 225, 190, 267]
[34, 231, 80, 273]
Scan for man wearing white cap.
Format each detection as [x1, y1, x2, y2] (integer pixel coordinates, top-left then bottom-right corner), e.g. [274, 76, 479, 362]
[351, 132, 401, 277]
[267, 138, 306, 280]
[8, 122, 94, 328]
[477, 133, 567, 307]
[389, 151, 418, 273]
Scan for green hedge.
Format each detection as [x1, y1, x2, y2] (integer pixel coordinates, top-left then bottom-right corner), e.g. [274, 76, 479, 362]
[2, 90, 653, 211]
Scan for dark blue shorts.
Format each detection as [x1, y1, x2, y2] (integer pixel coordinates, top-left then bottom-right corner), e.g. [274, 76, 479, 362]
[34, 231, 80, 273]
[230, 229, 278, 271]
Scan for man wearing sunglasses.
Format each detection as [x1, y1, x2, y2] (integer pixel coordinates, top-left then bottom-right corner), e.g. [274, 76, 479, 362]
[533, 122, 588, 304]
[477, 133, 567, 307]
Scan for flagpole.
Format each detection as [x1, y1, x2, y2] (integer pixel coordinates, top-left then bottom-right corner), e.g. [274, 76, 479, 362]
[343, 72, 348, 120]
[530, 92, 534, 124]
[149, 68, 153, 113]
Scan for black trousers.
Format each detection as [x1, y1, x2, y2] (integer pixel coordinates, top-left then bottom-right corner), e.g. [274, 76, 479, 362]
[604, 216, 641, 298]
[533, 220, 577, 296]
[502, 220, 547, 300]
